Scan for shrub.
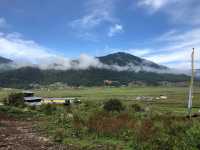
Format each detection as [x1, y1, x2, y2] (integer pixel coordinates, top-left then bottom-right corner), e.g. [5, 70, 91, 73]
[185, 123, 200, 149]
[87, 111, 135, 136]
[6, 93, 25, 107]
[131, 104, 144, 112]
[3, 97, 8, 105]
[103, 99, 124, 112]
[40, 104, 57, 115]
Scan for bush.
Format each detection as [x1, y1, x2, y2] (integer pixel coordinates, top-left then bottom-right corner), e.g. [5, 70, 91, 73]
[185, 123, 200, 149]
[103, 99, 124, 112]
[3, 97, 8, 105]
[131, 104, 144, 112]
[40, 104, 57, 115]
[87, 111, 135, 136]
[6, 93, 25, 107]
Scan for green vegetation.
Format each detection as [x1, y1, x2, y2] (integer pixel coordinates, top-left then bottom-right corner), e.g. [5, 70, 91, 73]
[1, 99, 200, 149]
[0, 105, 38, 119]
[1, 86, 200, 113]
[4, 92, 25, 107]
[103, 99, 124, 112]
[0, 67, 190, 88]
[0, 86, 200, 149]
[0, 52, 193, 88]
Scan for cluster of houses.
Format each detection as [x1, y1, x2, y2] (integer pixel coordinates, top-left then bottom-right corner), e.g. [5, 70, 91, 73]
[23, 91, 81, 106]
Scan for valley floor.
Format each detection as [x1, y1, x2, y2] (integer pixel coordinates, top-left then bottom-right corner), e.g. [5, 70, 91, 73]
[1, 86, 200, 149]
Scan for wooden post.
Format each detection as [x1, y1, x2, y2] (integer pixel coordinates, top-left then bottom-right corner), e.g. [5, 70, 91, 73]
[188, 48, 195, 119]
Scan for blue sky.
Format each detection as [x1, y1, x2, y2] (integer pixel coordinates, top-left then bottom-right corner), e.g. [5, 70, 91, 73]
[0, 0, 199, 69]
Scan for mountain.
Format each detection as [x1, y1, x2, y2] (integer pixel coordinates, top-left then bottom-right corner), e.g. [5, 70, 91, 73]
[0, 67, 189, 88]
[0, 56, 13, 72]
[98, 52, 168, 70]
[0, 56, 12, 64]
[0, 52, 191, 88]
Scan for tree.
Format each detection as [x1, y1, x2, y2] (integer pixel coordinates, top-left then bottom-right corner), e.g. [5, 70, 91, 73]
[6, 93, 25, 107]
[103, 99, 124, 112]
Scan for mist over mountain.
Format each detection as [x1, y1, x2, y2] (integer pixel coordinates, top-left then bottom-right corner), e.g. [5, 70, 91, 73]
[0, 52, 192, 88]
[98, 52, 167, 69]
[0, 52, 171, 73]
[0, 56, 13, 72]
[98, 52, 169, 72]
[0, 56, 12, 64]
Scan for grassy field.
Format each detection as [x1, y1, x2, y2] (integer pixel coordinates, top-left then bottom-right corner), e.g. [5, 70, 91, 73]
[1, 86, 200, 114]
[1, 86, 200, 149]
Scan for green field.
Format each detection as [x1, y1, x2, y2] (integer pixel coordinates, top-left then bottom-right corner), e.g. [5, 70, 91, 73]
[1, 86, 200, 114]
[1, 86, 200, 149]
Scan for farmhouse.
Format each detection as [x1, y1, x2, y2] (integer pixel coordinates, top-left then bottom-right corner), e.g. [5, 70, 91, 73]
[21, 91, 81, 106]
[23, 91, 42, 106]
[43, 97, 80, 105]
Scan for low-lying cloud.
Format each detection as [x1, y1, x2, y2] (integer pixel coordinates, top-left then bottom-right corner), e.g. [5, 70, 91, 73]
[3, 53, 184, 75]
[0, 31, 190, 75]
[7, 58, 176, 75]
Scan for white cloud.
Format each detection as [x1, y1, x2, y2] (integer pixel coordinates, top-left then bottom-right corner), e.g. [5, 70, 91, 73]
[145, 50, 194, 64]
[70, 0, 116, 30]
[108, 24, 123, 37]
[138, 0, 200, 25]
[70, 10, 113, 30]
[69, 0, 123, 39]
[104, 27, 200, 69]
[140, 28, 200, 69]
[0, 31, 176, 73]
[0, 32, 57, 62]
[138, 0, 169, 10]
[0, 32, 103, 70]
[124, 49, 152, 57]
[0, 17, 9, 28]
[75, 54, 103, 70]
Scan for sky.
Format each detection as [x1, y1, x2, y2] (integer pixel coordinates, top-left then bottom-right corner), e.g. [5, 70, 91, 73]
[0, 0, 200, 69]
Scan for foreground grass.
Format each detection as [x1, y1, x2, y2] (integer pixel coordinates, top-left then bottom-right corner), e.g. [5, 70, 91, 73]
[1, 98, 200, 150]
[1, 86, 200, 149]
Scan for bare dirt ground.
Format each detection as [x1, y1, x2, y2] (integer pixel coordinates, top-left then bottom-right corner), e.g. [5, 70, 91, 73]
[0, 113, 76, 150]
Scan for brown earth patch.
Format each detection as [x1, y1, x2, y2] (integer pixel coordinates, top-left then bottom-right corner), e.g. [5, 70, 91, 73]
[0, 113, 77, 150]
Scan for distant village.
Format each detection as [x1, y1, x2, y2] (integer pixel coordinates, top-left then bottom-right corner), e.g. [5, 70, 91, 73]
[27, 80, 192, 90]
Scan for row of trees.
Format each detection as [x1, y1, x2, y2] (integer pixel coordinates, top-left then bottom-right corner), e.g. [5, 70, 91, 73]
[0, 67, 190, 88]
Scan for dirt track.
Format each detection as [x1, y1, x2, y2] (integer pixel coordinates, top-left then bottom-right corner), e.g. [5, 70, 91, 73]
[0, 113, 73, 150]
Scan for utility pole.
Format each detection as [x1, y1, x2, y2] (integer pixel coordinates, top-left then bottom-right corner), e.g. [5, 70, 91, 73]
[188, 48, 195, 119]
